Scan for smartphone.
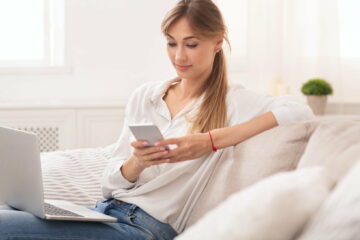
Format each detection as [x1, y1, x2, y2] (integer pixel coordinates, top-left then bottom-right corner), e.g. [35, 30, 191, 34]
[129, 123, 169, 149]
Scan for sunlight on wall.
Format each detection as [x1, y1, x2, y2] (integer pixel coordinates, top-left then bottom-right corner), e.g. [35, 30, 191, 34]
[339, 0, 360, 58]
[0, 0, 44, 60]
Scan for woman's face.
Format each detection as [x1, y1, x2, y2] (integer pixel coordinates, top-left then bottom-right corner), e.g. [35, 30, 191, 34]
[166, 17, 222, 81]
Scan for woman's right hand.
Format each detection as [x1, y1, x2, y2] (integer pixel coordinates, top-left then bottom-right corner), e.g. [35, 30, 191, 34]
[120, 141, 170, 183]
[129, 140, 171, 169]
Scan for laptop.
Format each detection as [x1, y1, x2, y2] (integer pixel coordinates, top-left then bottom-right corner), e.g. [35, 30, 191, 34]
[0, 125, 117, 222]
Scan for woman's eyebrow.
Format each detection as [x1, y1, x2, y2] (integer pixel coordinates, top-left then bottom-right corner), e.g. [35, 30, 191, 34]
[166, 33, 198, 40]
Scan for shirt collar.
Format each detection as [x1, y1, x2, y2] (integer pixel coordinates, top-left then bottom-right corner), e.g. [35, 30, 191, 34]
[150, 78, 205, 118]
[150, 78, 181, 104]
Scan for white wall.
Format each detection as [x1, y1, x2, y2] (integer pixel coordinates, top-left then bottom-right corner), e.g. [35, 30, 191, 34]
[0, 0, 359, 110]
[0, 0, 178, 104]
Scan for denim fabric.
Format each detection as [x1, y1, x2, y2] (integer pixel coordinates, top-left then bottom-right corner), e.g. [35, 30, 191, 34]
[0, 199, 178, 240]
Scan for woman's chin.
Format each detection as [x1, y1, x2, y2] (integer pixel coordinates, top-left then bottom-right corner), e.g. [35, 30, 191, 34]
[175, 70, 193, 79]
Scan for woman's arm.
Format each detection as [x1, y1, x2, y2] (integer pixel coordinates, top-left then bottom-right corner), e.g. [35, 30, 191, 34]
[157, 111, 278, 162]
[158, 93, 315, 162]
[211, 111, 278, 149]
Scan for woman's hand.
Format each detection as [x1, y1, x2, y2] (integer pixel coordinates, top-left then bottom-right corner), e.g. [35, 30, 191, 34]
[155, 133, 214, 163]
[120, 141, 169, 183]
[130, 141, 171, 169]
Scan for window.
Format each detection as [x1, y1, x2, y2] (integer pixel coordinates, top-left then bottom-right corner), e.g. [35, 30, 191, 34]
[339, 0, 360, 58]
[0, 0, 64, 68]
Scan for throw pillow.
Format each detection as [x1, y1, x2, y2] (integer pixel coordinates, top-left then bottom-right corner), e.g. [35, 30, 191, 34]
[296, 159, 360, 240]
[176, 167, 334, 240]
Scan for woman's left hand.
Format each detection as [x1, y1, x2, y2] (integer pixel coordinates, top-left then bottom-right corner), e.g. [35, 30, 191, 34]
[155, 133, 214, 163]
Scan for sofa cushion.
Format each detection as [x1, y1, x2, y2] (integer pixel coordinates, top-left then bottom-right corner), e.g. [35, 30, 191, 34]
[185, 120, 319, 228]
[297, 120, 360, 183]
[296, 159, 360, 240]
[176, 167, 334, 240]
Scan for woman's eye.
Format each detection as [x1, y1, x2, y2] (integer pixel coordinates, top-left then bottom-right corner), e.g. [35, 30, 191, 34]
[167, 42, 177, 47]
[187, 44, 198, 48]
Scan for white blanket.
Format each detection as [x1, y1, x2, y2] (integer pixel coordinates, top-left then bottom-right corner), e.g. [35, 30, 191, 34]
[41, 144, 115, 207]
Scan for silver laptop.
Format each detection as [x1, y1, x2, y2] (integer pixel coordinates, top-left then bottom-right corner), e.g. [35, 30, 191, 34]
[0, 125, 117, 222]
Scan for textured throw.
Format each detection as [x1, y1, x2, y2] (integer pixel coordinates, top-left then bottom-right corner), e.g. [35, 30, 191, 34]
[41, 143, 116, 207]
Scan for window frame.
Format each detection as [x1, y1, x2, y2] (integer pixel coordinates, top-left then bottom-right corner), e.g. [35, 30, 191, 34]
[0, 0, 69, 74]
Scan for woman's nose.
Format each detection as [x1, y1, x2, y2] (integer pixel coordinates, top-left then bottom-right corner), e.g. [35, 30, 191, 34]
[175, 47, 187, 62]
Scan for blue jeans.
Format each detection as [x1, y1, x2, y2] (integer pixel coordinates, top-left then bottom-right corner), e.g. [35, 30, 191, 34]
[0, 199, 178, 240]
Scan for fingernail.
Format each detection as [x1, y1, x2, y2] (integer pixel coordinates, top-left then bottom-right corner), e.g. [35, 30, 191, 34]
[142, 141, 148, 145]
[155, 142, 160, 146]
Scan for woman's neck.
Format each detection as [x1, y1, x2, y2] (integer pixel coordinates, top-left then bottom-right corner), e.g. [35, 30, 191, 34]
[174, 79, 203, 101]
[174, 67, 212, 100]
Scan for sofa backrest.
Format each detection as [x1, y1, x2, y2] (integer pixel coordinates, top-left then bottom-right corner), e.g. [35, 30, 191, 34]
[297, 120, 360, 183]
[186, 120, 320, 228]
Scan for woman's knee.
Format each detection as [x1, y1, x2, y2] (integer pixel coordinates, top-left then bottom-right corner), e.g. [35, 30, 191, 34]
[0, 205, 15, 211]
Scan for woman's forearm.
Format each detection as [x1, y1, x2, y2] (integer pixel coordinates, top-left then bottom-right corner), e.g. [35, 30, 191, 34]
[120, 156, 145, 183]
[211, 111, 278, 149]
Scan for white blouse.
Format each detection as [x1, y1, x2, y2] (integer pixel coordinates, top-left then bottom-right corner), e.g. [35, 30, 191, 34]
[101, 79, 315, 233]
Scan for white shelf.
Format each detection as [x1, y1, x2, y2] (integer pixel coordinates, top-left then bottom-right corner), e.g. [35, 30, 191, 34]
[315, 114, 360, 121]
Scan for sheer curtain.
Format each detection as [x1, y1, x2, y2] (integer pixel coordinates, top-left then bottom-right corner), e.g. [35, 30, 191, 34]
[217, 0, 360, 113]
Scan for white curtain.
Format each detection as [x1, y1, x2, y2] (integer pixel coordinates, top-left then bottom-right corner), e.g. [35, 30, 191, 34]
[218, 0, 360, 112]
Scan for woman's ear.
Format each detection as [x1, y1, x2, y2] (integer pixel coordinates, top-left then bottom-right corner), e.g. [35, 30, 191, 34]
[214, 39, 223, 53]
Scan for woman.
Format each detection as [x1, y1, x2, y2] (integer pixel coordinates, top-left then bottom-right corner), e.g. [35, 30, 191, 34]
[0, 0, 314, 239]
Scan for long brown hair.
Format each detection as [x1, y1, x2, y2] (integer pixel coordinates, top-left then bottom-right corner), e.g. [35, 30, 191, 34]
[161, 0, 230, 134]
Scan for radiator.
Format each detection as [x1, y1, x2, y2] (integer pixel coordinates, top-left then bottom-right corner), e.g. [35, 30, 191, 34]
[16, 126, 60, 152]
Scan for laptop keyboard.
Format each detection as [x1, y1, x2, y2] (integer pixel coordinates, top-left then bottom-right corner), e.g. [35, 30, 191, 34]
[44, 202, 83, 217]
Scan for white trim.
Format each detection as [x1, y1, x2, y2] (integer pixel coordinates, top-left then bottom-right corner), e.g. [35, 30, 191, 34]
[0, 66, 73, 75]
[49, 0, 65, 66]
[43, 0, 51, 65]
[0, 98, 127, 110]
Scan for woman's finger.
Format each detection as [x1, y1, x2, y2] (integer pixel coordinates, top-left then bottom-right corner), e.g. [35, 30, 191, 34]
[144, 150, 169, 161]
[139, 145, 168, 156]
[161, 148, 178, 159]
[155, 138, 180, 147]
[131, 140, 149, 148]
[146, 158, 171, 166]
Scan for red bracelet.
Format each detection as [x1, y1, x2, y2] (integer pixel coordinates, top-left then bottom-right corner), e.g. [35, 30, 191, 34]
[208, 131, 218, 152]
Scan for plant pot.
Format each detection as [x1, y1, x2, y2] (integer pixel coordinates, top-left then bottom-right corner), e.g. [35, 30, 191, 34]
[306, 95, 327, 115]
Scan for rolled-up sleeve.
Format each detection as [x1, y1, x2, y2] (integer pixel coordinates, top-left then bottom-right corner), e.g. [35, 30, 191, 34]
[269, 94, 315, 125]
[230, 85, 315, 126]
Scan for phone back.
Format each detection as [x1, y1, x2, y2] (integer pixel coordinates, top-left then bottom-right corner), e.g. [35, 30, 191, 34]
[129, 123, 164, 147]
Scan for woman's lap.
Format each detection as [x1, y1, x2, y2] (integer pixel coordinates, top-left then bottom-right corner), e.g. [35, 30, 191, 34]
[0, 200, 177, 240]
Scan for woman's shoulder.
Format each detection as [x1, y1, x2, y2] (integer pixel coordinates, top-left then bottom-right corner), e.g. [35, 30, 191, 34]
[228, 83, 246, 93]
[128, 80, 166, 100]
[226, 83, 249, 99]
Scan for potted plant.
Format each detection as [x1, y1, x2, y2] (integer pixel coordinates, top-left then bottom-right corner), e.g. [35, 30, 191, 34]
[301, 78, 333, 115]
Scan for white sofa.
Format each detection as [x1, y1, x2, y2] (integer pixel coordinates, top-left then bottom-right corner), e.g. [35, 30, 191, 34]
[177, 119, 360, 240]
[12, 119, 360, 239]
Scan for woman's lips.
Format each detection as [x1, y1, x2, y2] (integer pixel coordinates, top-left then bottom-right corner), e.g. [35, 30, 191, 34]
[175, 64, 192, 71]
